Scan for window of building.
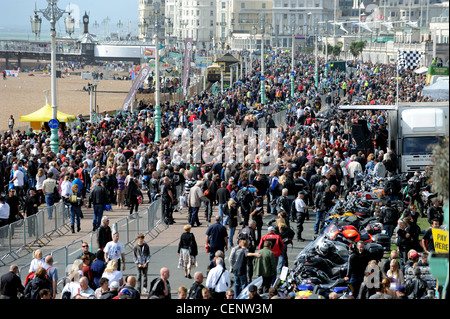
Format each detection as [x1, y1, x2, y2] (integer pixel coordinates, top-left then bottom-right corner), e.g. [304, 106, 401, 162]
[262, 3, 266, 8]
[222, 2, 226, 9]
[241, 3, 245, 8]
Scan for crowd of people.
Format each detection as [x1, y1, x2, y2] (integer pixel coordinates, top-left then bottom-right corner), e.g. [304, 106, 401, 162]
[0, 47, 447, 300]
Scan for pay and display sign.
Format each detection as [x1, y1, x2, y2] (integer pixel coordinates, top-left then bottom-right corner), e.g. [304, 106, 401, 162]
[432, 228, 449, 253]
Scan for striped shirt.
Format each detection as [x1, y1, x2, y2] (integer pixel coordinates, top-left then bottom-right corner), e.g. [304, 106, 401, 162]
[184, 177, 197, 198]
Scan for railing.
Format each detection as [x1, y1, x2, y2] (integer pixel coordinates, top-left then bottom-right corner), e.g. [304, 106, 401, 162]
[16, 199, 163, 292]
[0, 201, 70, 267]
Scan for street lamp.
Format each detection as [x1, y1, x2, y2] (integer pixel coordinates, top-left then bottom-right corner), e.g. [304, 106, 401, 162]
[117, 19, 123, 40]
[259, 13, 266, 106]
[64, 11, 75, 38]
[150, 1, 169, 142]
[166, 18, 173, 48]
[290, 24, 297, 98]
[30, 0, 72, 154]
[30, 5, 42, 40]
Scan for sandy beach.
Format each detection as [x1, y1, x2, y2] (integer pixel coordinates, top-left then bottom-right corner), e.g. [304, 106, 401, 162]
[0, 68, 135, 132]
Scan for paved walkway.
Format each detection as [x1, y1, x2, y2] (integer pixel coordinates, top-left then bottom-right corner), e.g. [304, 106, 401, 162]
[1, 200, 317, 299]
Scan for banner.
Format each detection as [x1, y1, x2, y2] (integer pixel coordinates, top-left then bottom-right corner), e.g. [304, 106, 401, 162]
[142, 47, 155, 57]
[182, 38, 193, 97]
[121, 66, 150, 111]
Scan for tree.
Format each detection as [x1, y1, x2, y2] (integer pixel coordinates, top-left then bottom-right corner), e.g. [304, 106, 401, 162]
[429, 137, 449, 202]
[349, 41, 366, 59]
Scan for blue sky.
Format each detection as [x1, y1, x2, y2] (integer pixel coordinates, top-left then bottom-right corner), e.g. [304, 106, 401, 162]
[0, 0, 139, 33]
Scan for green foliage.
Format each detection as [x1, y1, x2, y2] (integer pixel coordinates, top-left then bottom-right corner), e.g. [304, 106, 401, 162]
[349, 41, 367, 59]
[430, 137, 449, 202]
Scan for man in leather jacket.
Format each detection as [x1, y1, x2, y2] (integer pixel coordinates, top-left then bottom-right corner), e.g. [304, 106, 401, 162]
[405, 267, 427, 299]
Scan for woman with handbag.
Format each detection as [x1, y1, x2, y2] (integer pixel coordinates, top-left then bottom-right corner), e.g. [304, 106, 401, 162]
[177, 224, 198, 279]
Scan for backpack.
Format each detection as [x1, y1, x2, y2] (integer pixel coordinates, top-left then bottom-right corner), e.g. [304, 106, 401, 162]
[69, 194, 78, 205]
[381, 207, 397, 225]
[148, 278, 162, 297]
[281, 227, 296, 245]
[269, 176, 279, 191]
[384, 180, 396, 196]
[237, 227, 255, 250]
[407, 178, 418, 196]
[236, 188, 253, 208]
[24, 266, 52, 287]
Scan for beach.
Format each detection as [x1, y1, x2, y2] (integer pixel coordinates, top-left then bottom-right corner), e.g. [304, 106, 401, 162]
[0, 67, 134, 132]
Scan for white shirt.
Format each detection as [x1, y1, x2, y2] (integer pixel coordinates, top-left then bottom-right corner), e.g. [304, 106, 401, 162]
[205, 264, 231, 293]
[104, 240, 126, 261]
[61, 281, 81, 299]
[0, 202, 10, 220]
[294, 198, 307, 213]
[101, 270, 123, 287]
[35, 174, 46, 190]
[29, 257, 45, 273]
[61, 180, 73, 197]
[13, 169, 25, 187]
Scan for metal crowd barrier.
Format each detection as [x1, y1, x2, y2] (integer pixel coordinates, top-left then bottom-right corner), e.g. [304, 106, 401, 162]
[113, 199, 163, 249]
[0, 201, 70, 266]
[17, 199, 163, 292]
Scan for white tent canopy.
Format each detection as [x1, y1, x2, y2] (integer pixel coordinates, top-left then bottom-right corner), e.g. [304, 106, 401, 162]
[414, 66, 428, 74]
[422, 79, 449, 101]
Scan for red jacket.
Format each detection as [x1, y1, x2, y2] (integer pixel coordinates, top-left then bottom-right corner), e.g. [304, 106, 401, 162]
[258, 233, 285, 258]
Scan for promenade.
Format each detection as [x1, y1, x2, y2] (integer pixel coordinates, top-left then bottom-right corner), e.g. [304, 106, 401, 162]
[0, 199, 316, 299]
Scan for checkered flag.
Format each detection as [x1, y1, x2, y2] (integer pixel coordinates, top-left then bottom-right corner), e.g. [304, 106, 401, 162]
[397, 50, 422, 70]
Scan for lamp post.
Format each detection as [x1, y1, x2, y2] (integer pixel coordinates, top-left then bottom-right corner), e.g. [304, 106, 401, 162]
[151, 2, 164, 142]
[30, 0, 73, 154]
[259, 14, 266, 106]
[290, 24, 297, 98]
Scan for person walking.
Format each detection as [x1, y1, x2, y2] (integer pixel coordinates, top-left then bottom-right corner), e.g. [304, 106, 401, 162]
[187, 181, 209, 227]
[205, 216, 228, 262]
[187, 271, 205, 299]
[294, 191, 308, 241]
[253, 240, 276, 294]
[126, 174, 141, 215]
[148, 267, 171, 299]
[89, 179, 108, 231]
[8, 115, 14, 132]
[160, 176, 175, 225]
[42, 171, 57, 219]
[229, 239, 261, 297]
[205, 257, 231, 300]
[104, 231, 126, 272]
[133, 233, 151, 293]
[97, 216, 112, 250]
[258, 226, 285, 275]
[0, 264, 25, 299]
[177, 224, 198, 279]
[66, 184, 84, 233]
[216, 181, 231, 225]
[224, 198, 239, 248]
[249, 196, 264, 244]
